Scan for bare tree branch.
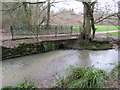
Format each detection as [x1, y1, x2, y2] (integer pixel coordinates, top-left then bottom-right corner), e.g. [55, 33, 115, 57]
[95, 13, 117, 24]
[2, 2, 24, 14]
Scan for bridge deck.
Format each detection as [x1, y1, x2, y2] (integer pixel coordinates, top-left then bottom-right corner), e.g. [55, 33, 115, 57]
[2, 30, 119, 48]
[2, 34, 79, 48]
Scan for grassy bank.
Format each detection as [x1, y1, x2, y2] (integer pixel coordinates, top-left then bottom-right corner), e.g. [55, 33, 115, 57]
[56, 66, 109, 88]
[2, 81, 36, 90]
[56, 64, 119, 88]
[2, 63, 119, 89]
[107, 62, 120, 88]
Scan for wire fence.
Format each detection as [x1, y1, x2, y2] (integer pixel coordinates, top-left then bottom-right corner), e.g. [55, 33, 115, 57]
[10, 25, 82, 39]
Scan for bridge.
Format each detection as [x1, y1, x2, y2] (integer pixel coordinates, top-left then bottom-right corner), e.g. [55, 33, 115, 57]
[2, 24, 119, 48]
[2, 33, 79, 48]
[2, 25, 81, 47]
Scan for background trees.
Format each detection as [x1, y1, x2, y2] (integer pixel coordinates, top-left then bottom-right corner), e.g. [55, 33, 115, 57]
[2, 1, 47, 41]
[76, 0, 118, 42]
[1, 0, 119, 42]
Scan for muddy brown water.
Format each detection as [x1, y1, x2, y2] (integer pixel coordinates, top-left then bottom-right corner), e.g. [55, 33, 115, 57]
[1, 49, 119, 88]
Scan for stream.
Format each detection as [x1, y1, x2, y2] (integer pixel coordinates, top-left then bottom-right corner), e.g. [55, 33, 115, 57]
[1, 49, 119, 88]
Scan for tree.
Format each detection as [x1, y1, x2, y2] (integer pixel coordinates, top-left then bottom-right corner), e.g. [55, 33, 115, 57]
[76, 0, 118, 42]
[94, 0, 118, 26]
[2, 1, 47, 42]
[75, 0, 97, 42]
[82, 1, 96, 40]
[118, 1, 120, 27]
[46, 0, 51, 26]
[2, 0, 60, 41]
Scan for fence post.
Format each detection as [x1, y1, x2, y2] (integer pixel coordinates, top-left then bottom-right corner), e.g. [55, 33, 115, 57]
[61, 26, 62, 30]
[79, 26, 81, 35]
[10, 25, 14, 39]
[36, 25, 39, 37]
[55, 26, 57, 37]
[70, 26, 73, 36]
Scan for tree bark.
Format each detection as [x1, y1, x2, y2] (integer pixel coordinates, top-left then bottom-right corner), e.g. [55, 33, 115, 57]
[81, 2, 96, 41]
[81, 2, 91, 41]
[90, 2, 96, 39]
[46, 1, 50, 26]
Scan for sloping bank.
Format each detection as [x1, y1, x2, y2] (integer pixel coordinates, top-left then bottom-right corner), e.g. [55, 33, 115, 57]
[55, 63, 120, 88]
[2, 38, 114, 60]
[2, 63, 120, 89]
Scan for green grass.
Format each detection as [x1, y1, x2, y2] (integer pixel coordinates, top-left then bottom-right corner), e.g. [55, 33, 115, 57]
[56, 63, 120, 88]
[72, 26, 118, 32]
[72, 26, 81, 33]
[2, 81, 36, 89]
[2, 64, 119, 89]
[73, 26, 81, 31]
[56, 66, 108, 88]
[96, 26, 118, 32]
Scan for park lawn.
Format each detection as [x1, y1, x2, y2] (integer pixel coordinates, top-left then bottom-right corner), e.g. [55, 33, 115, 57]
[73, 26, 81, 30]
[72, 26, 118, 32]
[72, 26, 81, 33]
[96, 26, 119, 32]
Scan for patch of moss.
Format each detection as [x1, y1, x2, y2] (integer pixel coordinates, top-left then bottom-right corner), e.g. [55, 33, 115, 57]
[2, 43, 45, 60]
[2, 39, 76, 60]
[78, 40, 112, 50]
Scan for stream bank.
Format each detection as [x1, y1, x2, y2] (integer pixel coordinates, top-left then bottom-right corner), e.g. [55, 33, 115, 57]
[1, 49, 119, 88]
[2, 36, 119, 60]
[2, 61, 120, 88]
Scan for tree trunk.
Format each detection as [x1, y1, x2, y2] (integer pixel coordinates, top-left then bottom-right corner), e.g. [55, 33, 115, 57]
[46, 1, 50, 26]
[90, 2, 96, 39]
[81, 2, 91, 41]
[81, 2, 96, 41]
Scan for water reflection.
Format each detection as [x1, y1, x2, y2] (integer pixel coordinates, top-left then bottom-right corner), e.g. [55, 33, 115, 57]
[78, 50, 91, 67]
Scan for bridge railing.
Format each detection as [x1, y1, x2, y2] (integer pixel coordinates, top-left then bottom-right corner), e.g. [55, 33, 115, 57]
[10, 25, 82, 39]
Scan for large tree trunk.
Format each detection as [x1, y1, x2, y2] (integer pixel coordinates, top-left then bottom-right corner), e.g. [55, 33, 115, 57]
[90, 2, 96, 39]
[81, 2, 91, 41]
[81, 2, 96, 41]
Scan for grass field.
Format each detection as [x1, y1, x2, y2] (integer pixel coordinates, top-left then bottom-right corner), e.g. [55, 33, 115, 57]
[73, 26, 81, 31]
[95, 26, 118, 32]
[72, 26, 119, 32]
